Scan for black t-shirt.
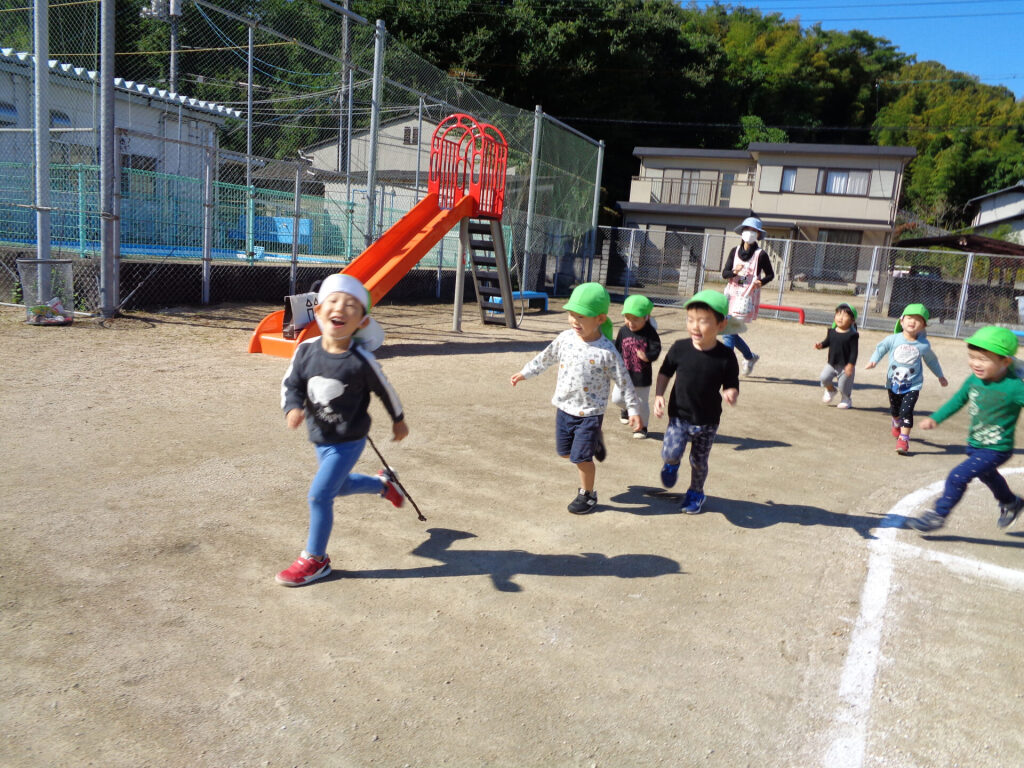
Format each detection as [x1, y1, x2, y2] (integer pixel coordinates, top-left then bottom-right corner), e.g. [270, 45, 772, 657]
[614, 322, 662, 387]
[658, 339, 739, 425]
[819, 327, 859, 369]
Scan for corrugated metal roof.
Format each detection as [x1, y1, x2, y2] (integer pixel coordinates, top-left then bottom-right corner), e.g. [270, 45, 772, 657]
[0, 48, 241, 120]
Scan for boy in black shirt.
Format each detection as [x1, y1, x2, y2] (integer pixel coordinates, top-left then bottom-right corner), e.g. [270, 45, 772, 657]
[654, 290, 739, 514]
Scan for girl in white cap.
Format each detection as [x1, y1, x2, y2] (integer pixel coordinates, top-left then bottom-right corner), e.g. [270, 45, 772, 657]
[722, 216, 774, 375]
[276, 274, 409, 586]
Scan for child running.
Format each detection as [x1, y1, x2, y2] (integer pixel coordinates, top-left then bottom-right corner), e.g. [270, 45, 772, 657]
[815, 302, 859, 409]
[654, 289, 739, 514]
[612, 294, 661, 440]
[511, 282, 643, 515]
[907, 326, 1024, 532]
[276, 274, 408, 587]
[864, 302, 947, 455]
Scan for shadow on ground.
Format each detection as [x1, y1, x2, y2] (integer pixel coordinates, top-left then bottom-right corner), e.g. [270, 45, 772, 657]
[338, 527, 682, 592]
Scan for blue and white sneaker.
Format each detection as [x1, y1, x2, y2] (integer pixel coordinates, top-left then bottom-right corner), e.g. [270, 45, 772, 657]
[681, 490, 706, 515]
[661, 462, 680, 488]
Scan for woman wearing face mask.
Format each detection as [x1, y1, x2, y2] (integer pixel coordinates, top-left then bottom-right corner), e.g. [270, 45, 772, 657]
[721, 216, 774, 375]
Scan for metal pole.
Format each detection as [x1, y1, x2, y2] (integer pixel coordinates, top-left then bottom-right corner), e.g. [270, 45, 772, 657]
[587, 139, 604, 283]
[246, 21, 255, 259]
[953, 253, 975, 338]
[415, 96, 423, 201]
[337, 0, 348, 174]
[290, 165, 301, 294]
[364, 19, 385, 247]
[99, 0, 117, 316]
[32, 0, 52, 300]
[862, 246, 880, 325]
[169, 0, 181, 93]
[201, 148, 213, 303]
[625, 228, 636, 295]
[345, 67, 353, 203]
[523, 105, 542, 291]
[776, 239, 791, 306]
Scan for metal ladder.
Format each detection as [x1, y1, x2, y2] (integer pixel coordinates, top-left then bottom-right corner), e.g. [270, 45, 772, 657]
[460, 218, 517, 328]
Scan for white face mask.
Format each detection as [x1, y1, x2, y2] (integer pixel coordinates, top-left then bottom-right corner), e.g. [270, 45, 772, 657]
[740, 230, 759, 244]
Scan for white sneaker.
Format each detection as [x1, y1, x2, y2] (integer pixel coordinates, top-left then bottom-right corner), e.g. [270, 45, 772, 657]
[740, 354, 759, 375]
[837, 398, 852, 409]
[822, 388, 836, 404]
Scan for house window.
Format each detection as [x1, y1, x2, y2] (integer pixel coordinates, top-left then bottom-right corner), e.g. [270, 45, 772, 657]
[817, 169, 870, 196]
[403, 127, 419, 145]
[781, 167, 797, 193]
[0, 101, 16, 127]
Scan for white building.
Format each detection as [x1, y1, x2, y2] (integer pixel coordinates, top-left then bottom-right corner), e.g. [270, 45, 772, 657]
[968, 180, 1024, 244]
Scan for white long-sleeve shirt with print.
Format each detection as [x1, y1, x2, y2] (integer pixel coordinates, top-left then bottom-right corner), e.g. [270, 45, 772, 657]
[519, 329, 640, 417]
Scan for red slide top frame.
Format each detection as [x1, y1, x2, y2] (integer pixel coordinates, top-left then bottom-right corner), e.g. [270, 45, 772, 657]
[428, 113, 508, 219]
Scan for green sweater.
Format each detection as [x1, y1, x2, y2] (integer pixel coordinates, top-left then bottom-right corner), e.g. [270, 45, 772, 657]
[930, 373, 1024, 452]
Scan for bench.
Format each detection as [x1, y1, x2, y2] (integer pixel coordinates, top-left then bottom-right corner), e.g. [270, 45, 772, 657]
[493, 291, 549, 312]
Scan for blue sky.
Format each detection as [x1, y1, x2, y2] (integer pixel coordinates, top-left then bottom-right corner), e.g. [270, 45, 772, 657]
[690, 1, 1024, 99]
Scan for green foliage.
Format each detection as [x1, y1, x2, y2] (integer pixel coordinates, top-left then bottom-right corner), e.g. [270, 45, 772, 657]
[736, 116, 788, 148]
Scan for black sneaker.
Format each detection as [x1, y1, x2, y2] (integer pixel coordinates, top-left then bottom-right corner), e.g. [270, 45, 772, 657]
[907, 509, 946, 532]
[998, 495, 1023, 529]
[568, 489, 597, 514]
[594, 433, 606, 462]
[619, 410, 629, 424]
[632, 428, 648, 440]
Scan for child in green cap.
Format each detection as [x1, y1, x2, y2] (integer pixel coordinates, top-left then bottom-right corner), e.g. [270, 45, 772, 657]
[612, 294, 661, 439]
[864, 302, 947, 455]
[907, 325, 1024, 532]
[511, 282, 643, 515]
[653, 289, 739, 514]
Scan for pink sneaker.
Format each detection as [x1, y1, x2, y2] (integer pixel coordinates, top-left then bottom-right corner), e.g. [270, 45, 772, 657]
[891, 420, 901, 438]
[276, 552, 331, 586]
[896, 436, 910, 455]
[379, 469, 406, 508]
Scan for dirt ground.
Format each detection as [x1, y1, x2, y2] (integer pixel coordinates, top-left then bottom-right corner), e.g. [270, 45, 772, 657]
[2, 298, 1022, 768]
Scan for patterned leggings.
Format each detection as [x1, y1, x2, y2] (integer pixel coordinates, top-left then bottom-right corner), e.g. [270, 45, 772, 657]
[662, 417, 719, 493]
[888, 389, 920, 429]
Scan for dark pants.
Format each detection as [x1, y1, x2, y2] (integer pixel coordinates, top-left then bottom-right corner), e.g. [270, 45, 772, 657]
[888, 389, 920, 429]
[935, 446, 1015, 517]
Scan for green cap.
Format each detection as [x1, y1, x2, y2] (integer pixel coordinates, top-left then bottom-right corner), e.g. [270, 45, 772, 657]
[684, 289, 729, 318]
[895, 303, 930, 333]
[833, 302, 858, 328]
[965, 325, 1018, 357]
[622, 294, 653, 318]
[564, 282, 613, 340]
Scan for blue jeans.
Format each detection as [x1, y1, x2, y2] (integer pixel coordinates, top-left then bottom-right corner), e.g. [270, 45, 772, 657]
[306, 438, 383, 556]
[662, 417, 719, 493]
[934, 446, 1014, 517]
[721, 334, 752, 360]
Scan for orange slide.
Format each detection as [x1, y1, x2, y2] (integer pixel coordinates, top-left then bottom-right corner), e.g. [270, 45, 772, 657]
[249, 192, 475, 358]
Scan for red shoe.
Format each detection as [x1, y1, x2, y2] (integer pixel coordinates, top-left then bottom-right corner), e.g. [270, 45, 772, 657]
[275, 552, 331, 586]
[891, 420, 901, 438]
[379, 468, 406, 508]
[896, 436, 910, 455]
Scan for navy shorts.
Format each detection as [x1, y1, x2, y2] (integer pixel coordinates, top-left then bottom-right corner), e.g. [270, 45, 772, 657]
[555, 409, 604, 464]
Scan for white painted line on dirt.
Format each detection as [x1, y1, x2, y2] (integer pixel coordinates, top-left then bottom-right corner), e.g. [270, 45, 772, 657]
[823, 467, 1024, 767]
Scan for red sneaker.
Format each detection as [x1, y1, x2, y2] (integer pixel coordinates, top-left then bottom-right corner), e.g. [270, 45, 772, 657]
[891, 420, 901, 438]
[896, 436, 910, 455]
[275, 553, 331, 586]
[379, 468, 406, 508]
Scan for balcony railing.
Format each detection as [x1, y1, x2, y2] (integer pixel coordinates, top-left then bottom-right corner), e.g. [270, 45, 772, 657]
[631, 174, 753, 208]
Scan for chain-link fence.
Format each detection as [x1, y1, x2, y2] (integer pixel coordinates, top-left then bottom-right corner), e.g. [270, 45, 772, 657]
[0, 0, 600, 314]
[582, 226, 1024, 339]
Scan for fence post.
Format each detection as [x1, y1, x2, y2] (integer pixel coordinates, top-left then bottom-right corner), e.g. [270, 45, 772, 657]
[776, 239, 791, 306]
[32, 0, 52, 297]
[863, 246, 880, 327]
[201, 147, 213, 303]
[587, 139, 605, 283]
[364, 19, 385, 247]
[99, 0, 117, 315]
[245, 23, 254, 259]
[77, 165, 86, 257]
[290, 165, 301, 294]
[625, 228, 636, 296]
[522, 105, 543, 292]
[953, 252, 975, 338]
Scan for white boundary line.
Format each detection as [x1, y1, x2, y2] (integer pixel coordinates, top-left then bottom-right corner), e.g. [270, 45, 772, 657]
[823, 469, 1024, 768]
